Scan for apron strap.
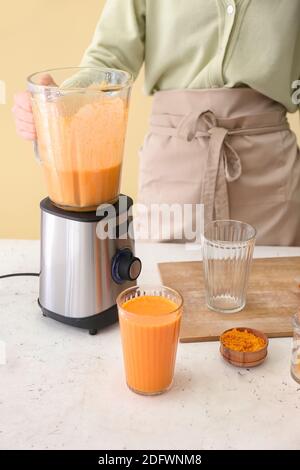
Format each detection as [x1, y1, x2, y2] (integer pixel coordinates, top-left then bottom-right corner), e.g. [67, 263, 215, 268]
[149, 109, 289, 225]
[204, 127, 231, 223]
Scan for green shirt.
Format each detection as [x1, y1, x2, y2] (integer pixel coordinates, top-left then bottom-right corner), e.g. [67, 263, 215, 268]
[80, 0, 300, 112]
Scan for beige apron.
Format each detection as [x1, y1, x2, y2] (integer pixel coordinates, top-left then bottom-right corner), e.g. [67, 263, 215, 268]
[137, 88, 300, 246]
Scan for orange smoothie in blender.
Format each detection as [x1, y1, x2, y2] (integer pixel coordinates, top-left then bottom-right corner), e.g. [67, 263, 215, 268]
[33, 93, 127, 211]
[117, 288, 183, 395]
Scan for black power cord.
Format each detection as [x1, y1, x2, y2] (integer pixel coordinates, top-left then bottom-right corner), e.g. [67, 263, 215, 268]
[0, 273, 40, 279]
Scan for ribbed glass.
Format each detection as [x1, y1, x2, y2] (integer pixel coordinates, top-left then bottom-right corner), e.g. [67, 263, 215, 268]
[291, 310, 300, 384]
[117, 285, 183, 396]
[202, 220, 256, 313]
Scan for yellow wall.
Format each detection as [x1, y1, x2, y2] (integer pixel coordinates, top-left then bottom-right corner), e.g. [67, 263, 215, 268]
[0, 0, 299, 239]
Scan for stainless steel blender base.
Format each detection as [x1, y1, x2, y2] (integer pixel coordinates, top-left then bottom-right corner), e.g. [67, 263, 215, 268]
[38, 299, 118, 335]
[39, 196, 141, 335]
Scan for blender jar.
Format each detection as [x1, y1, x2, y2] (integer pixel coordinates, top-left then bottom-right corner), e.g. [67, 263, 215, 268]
[28, 67, 132, 211]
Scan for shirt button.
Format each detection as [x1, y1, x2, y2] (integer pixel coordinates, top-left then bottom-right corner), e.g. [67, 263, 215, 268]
[227, 4, 234, 15]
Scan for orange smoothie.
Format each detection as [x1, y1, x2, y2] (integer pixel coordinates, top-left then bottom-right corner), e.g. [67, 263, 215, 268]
[32, 93, 128, 210]
[118, 294, 182, 395]
[42, 162, 122, 210]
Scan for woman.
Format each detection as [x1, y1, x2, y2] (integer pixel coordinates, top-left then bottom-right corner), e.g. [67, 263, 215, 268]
[13, 0, 300, 245]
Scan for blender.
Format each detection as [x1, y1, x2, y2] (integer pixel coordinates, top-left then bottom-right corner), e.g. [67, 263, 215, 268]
[28, 67, 142, 335]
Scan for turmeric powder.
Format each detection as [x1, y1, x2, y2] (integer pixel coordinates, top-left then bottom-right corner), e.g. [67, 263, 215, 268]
[221, 328, 266, 352]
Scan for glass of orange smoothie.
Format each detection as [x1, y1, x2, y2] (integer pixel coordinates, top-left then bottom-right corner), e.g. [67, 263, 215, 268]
[117, 286, 183, 396]
[28, 67, 132, 211]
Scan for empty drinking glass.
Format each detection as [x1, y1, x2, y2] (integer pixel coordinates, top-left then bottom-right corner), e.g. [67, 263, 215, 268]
[202, 220, 256, 313]
[291, 310, 300, 384]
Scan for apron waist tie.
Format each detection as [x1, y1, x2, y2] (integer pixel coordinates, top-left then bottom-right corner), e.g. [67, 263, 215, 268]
[149, 109, 289, 225]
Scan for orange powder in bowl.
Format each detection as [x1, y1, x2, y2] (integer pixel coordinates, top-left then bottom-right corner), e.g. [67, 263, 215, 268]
[221, 328, 266, 352]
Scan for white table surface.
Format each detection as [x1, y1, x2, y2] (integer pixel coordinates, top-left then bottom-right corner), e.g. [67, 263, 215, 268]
[0, 240, 300, 450]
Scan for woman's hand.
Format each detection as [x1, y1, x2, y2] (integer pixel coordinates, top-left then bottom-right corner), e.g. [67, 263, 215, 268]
[12, 73, 55, 141]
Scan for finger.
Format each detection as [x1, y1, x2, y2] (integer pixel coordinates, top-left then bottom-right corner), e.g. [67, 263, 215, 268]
[37, 73, 57, 86]
[16, 128, 36, 141]
[16, 119, 36, 134]
[14, 91, 32, 112]
[12, 105, 35, 124]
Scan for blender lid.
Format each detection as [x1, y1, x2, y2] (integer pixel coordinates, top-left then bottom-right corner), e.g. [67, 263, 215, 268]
[40, 196, 133, 223]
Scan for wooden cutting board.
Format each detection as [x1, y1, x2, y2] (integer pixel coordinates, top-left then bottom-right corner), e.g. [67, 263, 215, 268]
[159, 257, 300, 343]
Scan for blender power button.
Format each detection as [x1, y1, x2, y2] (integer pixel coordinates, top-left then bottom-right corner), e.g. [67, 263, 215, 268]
[128, 258, 142, 281]
[112, 249, 142, 284]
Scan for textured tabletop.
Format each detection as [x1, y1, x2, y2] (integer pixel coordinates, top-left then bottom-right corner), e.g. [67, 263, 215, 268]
[0, 240, 300, 450]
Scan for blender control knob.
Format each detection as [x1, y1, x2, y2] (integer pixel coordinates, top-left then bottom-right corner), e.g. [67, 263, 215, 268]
[112, 249, 142, 284]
